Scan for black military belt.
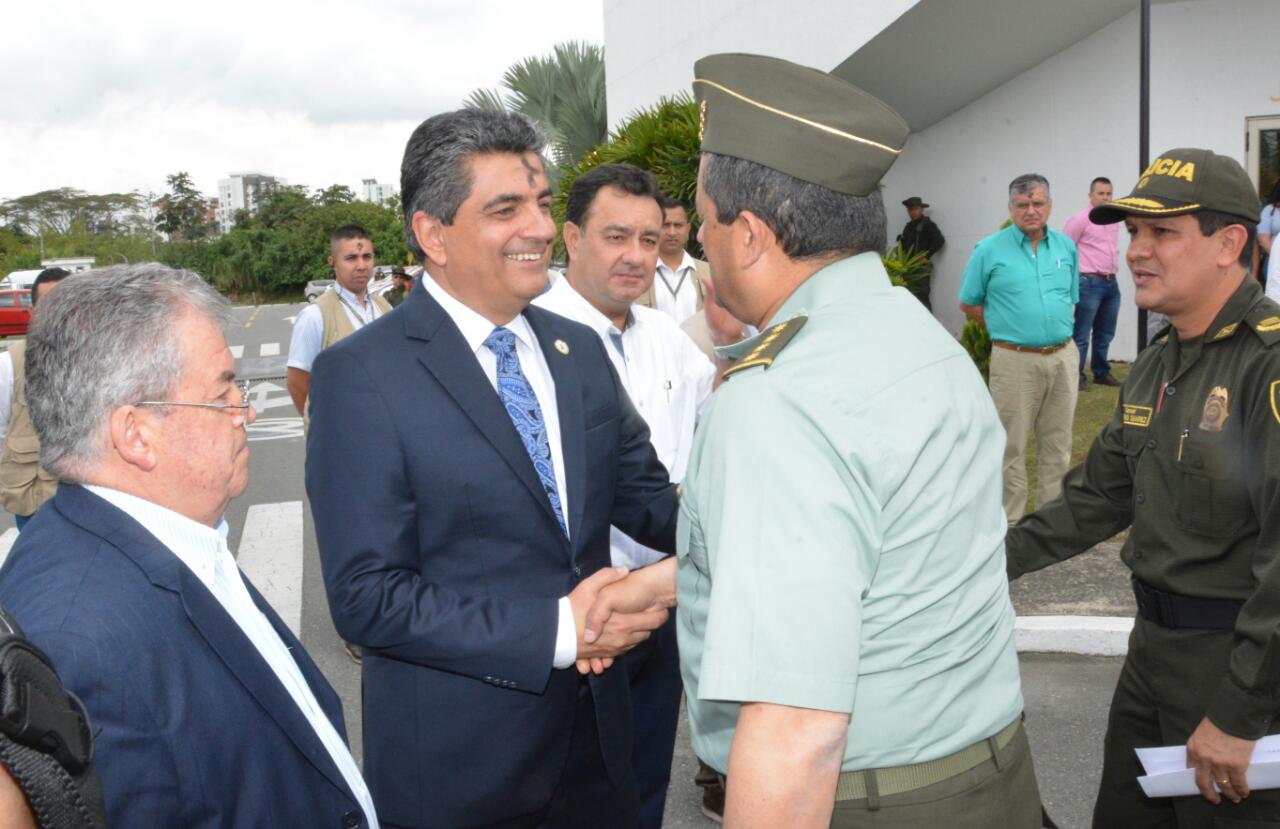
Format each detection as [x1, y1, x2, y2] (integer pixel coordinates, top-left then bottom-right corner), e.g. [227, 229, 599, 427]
[1082, 272, 1116, 281]
[1131, 576, 1242, 630]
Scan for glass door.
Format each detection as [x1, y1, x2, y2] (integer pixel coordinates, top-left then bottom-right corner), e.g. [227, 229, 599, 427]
[1247, 115, 1280, 201]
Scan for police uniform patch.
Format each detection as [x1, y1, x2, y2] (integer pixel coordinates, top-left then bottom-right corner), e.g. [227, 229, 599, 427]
[1272, 381, 1280, 426]
[721, 315, 808, 381]
[1213, 323, 1240, 340]
[1199, 386, 1229, 432]
[1123, 404, 1154, 428]
[1257, 316, 1280, 333]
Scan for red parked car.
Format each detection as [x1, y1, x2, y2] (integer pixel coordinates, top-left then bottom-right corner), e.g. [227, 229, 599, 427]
[0, 289, 33, 337]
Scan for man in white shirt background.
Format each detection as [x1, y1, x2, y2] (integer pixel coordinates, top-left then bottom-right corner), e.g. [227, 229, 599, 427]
[638, 196, 709, 324]
[534, 162, 715, 828]
[0, 264, 376, 827]
[287, 224, 392, 418]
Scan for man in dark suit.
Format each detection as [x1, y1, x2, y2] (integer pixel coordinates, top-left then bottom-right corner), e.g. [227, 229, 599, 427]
[306, 109, 677, 829]
[0, 264, 376, 828]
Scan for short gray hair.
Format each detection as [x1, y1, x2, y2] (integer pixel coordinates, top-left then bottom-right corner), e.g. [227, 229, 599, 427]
[400, 109, 547, 262]
[25, 264, 233, 480]
[701, 152, 886, 259]
[1009, 174, 1051, 201]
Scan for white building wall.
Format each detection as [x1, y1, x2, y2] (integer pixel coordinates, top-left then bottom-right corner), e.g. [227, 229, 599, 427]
[883, 0, 1275, 359]
[603, 0, 919, 128]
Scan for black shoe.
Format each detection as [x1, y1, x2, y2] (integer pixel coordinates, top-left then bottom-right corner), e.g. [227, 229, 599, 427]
[1094, 374, 1121, 387]
[700, 783, 724, 823]
[344, 643, 363, 664]
[1078, 377, 1088, 391]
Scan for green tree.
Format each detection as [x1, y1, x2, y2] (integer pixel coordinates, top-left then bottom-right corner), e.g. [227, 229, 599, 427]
[313, 184, 355, 207]
[154, 172, 212, 241]
[465, 41, 607, 175]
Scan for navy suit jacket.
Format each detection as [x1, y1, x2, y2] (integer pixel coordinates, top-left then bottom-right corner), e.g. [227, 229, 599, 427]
[306, 285, 678, 828]
[0, 485, 367, 828]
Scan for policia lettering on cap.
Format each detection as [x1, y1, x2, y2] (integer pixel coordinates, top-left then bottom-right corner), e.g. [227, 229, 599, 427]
[1006, 147, 1280, 828]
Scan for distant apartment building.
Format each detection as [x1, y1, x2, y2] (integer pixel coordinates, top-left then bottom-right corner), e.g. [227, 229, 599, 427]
[362, 178, 397, 204]
[217, 172, 283, 234]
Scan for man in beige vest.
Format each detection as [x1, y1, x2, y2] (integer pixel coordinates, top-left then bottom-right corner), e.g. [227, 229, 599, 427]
[0, 268, 69, 529]
[286, 225, 392, 417]
[636, 196, 708, 324]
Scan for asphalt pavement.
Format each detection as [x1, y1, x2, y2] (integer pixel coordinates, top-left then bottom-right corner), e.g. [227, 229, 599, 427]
[0, 300, 1140, 829]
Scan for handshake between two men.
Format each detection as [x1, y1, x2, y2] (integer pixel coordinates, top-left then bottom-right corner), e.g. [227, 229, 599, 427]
[570, 558, 679, 675]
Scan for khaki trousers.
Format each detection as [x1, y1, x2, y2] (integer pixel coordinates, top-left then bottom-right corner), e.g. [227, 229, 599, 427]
[829, 723, 1043, 828]
[989, 342, 1079, 523]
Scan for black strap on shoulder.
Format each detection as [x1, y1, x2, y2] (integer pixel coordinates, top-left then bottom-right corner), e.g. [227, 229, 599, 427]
[0, 608, 105, 829]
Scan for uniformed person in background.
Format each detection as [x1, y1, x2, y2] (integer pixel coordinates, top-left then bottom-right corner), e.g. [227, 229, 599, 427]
[896, 195, 945, 310]
[1006, 147, 1276, 828]
[582, 53, 1043, 828]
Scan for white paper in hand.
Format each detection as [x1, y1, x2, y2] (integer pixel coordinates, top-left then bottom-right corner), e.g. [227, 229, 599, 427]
[1136, 735, 1280, 797]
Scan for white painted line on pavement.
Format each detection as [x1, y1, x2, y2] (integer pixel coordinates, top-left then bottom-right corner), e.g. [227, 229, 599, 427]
[236, 502, 304, 636]
[1015, 615, 1133, 656]
[0, 528, 18, 568]
[259, 342, 280, 357]
[230, 345, 245, 359]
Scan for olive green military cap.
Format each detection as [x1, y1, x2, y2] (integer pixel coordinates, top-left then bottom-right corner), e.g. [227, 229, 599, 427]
[1091, 147, 1262, 225]
[693, 53, 908, 197]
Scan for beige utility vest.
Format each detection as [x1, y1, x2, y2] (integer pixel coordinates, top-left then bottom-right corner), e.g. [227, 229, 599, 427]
[306, 289, 392, 426]
[0, 342, 58, 516]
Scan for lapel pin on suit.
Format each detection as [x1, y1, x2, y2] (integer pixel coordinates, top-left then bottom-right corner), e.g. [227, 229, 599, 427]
[554, 339, 570, 355]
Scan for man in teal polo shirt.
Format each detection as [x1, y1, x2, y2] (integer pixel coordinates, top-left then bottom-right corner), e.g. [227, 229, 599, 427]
[960, 174, 1080, 523]
[581, 53, 1043, 828]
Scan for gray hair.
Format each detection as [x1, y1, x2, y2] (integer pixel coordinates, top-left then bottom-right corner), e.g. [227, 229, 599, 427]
[400, 109, 547, 262]
[701, 152, 886, 259]
[1009, 174, 1051, 201]
[25, 263, 233, 481]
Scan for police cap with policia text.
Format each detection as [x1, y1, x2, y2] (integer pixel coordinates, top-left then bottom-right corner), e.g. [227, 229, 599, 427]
[1090, 147, 1262, 225]
[692, 53, 909, 197]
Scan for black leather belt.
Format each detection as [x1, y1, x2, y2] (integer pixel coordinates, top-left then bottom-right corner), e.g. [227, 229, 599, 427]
[1082, 272, 1116, 281]
[1131, 575, 1242, 630]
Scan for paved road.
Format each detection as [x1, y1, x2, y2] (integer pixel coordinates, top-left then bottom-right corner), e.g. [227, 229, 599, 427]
[0, 302, 1134, 828]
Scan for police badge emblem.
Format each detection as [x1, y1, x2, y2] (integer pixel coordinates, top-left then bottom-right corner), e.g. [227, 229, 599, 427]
[1199, 386, 1230, 432]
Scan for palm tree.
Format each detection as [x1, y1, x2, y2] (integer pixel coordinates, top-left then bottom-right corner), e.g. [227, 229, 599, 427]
[465, 41, 607, 175]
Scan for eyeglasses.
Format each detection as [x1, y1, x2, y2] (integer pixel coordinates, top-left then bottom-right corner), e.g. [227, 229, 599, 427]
[132, 379, 253, 414]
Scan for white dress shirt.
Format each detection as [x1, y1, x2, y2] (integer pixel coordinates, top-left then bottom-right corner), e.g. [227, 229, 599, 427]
[287, 284, 387, 373]
[420, 276, 579, 668]
[535, 277, 715, 568]
[653, 250, 701, 324]
[83, 485, 379, 829]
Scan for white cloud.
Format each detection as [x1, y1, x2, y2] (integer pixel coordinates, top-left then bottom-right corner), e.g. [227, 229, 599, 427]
[1, 0, 603, 199]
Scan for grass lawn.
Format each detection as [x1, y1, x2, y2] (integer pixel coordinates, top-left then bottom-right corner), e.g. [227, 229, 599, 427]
[1023, 362, 1130, 515]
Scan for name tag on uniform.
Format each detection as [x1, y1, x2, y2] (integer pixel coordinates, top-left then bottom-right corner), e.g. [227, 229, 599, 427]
[1123, 405, 1154, 428]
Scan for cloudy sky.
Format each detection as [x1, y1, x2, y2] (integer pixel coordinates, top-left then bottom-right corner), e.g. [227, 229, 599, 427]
[2, 0, 604, 202]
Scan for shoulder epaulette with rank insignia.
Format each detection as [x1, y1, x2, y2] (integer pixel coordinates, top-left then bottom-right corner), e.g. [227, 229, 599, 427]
[721, 315, 808, 382]
[1244, 303, 1280, 347]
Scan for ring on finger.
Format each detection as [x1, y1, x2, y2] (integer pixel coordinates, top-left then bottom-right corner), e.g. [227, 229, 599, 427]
[1218, 777, 1232, 787]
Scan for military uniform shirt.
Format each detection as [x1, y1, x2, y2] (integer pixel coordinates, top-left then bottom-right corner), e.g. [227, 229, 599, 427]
[677, 252, 1024, 774]
[1007, 278, 1280, 738]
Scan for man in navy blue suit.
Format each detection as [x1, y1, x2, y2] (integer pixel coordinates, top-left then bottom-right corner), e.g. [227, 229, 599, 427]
[0, 264, 377, 827]
[305, 109, 678, 828]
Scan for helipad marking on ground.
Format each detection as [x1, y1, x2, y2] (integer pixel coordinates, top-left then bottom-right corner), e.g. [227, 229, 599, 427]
[259, 342, 280, 357]
[230, 345, 245, 359]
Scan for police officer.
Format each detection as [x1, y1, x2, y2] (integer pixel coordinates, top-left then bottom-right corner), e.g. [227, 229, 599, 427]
[583, 53, 1043, 828]
[1006, 147, 1275, 827]
[896, 196, 944, 309]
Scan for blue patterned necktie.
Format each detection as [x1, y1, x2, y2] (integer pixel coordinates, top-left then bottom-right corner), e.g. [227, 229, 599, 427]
[483, 327, 568, 537]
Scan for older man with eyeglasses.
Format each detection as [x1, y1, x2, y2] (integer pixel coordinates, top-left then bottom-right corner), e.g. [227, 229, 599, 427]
[0, 264, 378, 828]
[960, 174, 1081, 524]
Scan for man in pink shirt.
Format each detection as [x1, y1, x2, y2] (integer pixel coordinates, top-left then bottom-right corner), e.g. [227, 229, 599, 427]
[1066, 177, 1122, 391]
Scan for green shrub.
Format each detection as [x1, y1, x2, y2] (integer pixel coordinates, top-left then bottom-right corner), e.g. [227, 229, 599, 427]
[960, 318, 993, 380]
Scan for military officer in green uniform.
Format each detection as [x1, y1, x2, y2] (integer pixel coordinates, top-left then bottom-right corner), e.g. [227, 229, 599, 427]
[1005, 148, 1275, 828]
[580, 53, 1044, 828]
